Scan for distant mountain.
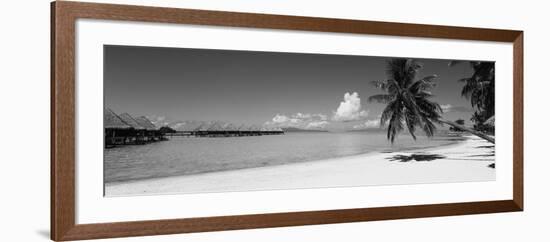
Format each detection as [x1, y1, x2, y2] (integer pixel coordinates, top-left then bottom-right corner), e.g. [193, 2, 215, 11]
[281, 127, 328, 133]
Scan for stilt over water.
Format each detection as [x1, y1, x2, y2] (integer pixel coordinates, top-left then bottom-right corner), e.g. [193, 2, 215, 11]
[104, 108, 284, 148]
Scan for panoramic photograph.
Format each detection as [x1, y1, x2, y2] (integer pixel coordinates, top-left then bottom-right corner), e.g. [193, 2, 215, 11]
[103, 45, 496, 197]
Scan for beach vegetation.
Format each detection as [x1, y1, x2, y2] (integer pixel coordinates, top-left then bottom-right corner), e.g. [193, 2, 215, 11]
[449, 61, 495, 133]
[369, 58, 495, 144]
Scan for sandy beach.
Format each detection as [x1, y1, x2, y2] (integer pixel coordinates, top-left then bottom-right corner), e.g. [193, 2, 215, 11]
[105, 135, 495, 196]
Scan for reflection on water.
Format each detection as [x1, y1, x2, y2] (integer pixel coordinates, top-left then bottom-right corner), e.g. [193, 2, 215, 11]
[104, 132, 462, 183]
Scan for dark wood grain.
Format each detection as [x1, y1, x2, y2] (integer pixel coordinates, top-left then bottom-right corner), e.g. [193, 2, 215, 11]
[56, 200, 520, 241]
[52, 1, 77, 240]
[51, 1, 524, 241]
[56, 1, 521, 42]
[513, 33, 524, 210]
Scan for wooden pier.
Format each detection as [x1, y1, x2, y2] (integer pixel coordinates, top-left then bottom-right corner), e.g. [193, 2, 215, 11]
[165, 130, 284, 138]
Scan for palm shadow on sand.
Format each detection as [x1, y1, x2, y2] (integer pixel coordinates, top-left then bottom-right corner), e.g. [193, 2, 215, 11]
[387, 154, 446, 162]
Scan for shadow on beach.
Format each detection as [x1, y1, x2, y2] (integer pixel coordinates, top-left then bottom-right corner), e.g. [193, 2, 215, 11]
[387, 153, 446, 162]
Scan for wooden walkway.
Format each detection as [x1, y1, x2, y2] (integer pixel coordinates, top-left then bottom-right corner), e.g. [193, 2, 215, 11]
[165, 131, 284, 137]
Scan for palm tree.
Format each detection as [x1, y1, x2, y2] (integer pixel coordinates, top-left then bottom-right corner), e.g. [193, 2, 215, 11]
[369, 58, 495, 144]
[449, 119, 465, 132]
[449, 61, 495, 126]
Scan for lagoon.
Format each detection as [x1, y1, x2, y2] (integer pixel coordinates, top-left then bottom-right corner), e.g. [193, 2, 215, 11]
[104, 132, 463, 184]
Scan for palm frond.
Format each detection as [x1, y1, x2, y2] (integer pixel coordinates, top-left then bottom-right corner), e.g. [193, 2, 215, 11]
[387, 107, 404, 143]
[370, 79, 400, 94]
[416, 98, 442, 119]
[416, 90, 434, 99]
[380, 100, 398, 126]
[368, 94, 393, 104]
[421, 117, 437, 137]
[401, 91, 425, 128]
[370, 80, 388, 89]
[405, 109, 418, 140]
[409, 75, 438, 93]
[461, 79, 480, 99]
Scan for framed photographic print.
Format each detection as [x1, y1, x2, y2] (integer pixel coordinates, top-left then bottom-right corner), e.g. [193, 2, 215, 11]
[51, 1, 523, 241]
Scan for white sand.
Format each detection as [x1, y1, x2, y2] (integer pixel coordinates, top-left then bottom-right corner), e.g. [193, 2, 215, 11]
[106, 136, 495, 196]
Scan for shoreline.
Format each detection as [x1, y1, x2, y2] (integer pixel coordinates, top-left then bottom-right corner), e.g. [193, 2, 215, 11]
[105, 134, 465, 184]
[105, 135, 495, 196]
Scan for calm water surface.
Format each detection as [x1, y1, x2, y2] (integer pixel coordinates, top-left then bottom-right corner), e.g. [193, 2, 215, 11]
[104, 132, 463, 183]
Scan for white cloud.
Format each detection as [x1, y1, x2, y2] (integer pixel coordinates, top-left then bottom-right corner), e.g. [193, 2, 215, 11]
[265, 114, 299, 127]
[292, 113, 311, 119]
[440, 104, 472, 113]
[271, 114, 290, 123]
[353, 119, 381, 129]
[316, 114, 329, 121]
[147, 115, 169, 127]
[332, 92, 369, 122]
[306, 121, 330, 129]
[441, 104, 453, 113]
[291, 113, 328, 121]
[265, 112, 331, 129]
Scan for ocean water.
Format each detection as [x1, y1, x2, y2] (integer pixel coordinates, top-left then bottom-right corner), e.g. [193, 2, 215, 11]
[104, 132, 463, 183]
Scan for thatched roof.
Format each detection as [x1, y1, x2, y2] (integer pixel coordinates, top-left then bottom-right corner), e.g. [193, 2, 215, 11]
[248, 125, 261, 131]
[484, 116, 495, 127]
[118, 113, 145, 130]
[237, 124, 249, 131]
[135, 116, 157, 131]
[194, 121, 212, 132]
[263, 125, 282, 132]
[104, 108, 131, 129]
[207, 121, 224, 131]
[222, 123, 237, 131]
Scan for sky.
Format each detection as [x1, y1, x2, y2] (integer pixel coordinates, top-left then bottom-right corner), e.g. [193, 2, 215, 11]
[104, 45, 482, 131]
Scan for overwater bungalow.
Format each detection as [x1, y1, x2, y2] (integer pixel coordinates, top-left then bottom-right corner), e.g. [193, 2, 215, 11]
[206, 121, 225, 137]
[194, 121, 212, 137]
[236, 124, 248, 136]
[165, 120, 203, 137]
[135, 116, 162, 141]
[147, 119, 284, 138]
[260, 126, 268, 134]
[118, 113, 147, 144]
[272, 127, 284, 135]
[184, 121, 203, 133]
[222, 123, 239, 137]
[104, 108, 132, 147]
[247, 125, 261, 136]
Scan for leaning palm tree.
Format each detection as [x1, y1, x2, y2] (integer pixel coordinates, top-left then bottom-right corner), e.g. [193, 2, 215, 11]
[369, 58, 495, 144]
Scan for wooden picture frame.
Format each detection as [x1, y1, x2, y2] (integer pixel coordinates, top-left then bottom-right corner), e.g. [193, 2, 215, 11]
[51, 1, 523, 241]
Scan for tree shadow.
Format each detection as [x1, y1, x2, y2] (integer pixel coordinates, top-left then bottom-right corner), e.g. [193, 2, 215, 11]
[387, 153, 446, 162]
[467, 153, 495, 157]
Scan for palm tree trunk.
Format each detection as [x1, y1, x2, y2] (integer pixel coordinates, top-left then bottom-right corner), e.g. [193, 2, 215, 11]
[439, 119, 495, 144]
